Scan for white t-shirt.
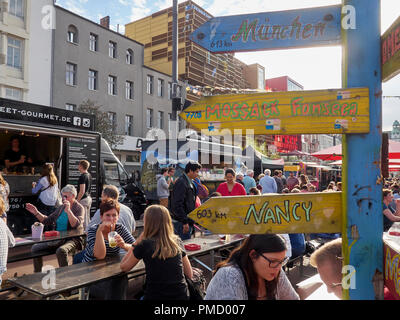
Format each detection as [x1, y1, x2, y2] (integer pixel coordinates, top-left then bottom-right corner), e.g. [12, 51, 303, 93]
[38, 177, 59, 206]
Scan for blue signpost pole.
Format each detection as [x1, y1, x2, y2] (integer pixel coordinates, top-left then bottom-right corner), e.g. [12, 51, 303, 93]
[342, 0, 383, 299]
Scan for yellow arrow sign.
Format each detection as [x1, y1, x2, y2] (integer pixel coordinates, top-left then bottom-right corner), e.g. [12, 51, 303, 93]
[181, 88, 369, 135]
[188, 192, 342, 234]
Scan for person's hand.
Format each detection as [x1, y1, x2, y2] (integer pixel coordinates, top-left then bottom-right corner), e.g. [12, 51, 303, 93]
[63, 199, 71, 211]
[99, 221, 113, 232]
[115, 234, 125, 248]
[32, 182, 37, 188]
[26, 203, 39, 215]
[183, 223, 189, 234]
[19, 155, 26, 164]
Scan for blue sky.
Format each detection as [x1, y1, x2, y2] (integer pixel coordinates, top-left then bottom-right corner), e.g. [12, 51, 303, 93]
[55, 0, 400, 131]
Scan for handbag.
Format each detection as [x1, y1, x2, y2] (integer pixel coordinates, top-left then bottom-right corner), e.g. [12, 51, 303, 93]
[185, 267, 206, 300]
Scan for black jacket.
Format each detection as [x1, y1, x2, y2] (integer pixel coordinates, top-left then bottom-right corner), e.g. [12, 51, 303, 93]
[170, 174, 196, 225]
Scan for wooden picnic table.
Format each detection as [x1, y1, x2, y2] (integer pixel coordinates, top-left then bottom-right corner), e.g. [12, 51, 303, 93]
[6, 234, 244, 300]
[8, 229, 86, 264]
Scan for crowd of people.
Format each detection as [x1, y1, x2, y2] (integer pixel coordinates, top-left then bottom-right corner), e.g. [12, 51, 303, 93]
[0, 159, 399, 300]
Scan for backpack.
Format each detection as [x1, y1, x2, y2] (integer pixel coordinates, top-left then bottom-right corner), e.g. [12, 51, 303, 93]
[186, 267, 207, 300]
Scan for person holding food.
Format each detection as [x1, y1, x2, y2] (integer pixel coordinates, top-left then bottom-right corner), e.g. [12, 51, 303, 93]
[4, 135, 32, 173]
[26, 184, 84, 272]
[82, 199, 136, 300]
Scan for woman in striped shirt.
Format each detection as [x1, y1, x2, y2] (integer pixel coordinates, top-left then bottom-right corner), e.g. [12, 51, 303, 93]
[83, 199, 135, 299]
[83, 200, 135, 262]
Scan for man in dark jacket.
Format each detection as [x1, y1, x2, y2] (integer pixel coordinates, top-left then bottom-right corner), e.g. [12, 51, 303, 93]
[273, 170, 284, 194]
[170, 161, 201, 240]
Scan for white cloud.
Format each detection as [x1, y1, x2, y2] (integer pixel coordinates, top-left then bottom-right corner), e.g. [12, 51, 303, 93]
[63, 0, 87, 16]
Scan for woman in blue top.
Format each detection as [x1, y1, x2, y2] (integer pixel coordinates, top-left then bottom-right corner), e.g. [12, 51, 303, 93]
[26, 185, 84, 272]
[383, 189, 400, 232]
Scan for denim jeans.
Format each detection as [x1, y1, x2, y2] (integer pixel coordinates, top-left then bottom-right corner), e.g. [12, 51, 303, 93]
[173, 220, 192, 241]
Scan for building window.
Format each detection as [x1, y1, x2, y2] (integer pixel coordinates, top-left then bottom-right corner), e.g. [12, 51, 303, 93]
[157, 111, 164, 129]
[5, 87, 22, 101]
[126, 49, 133, 64]
[125, 115, 133, 136]
[66, 62, 77, 86]
[146, 75, 153, 95]
[65, 103, 76, 111]
[108, 75, 117, 95]
[108, 112, 116, 131]
[67, 25, 78, 44]
[7, 37, 22, 69]
[89, 33, 98, 51]
[88, 69, 97, 90]
[146, 108, 153, 128]
[109, 41, 117, 58]
[8, 0, 24, 19]
[168, 82, 172, 100]
[158, 79, 164, 97]
[125, 81, 134, 100]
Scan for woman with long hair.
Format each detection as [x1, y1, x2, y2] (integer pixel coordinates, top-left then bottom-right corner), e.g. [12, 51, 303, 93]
[299, 174, 309, 189]
[32, 164, 60, 215]
[205, 234, 299, 300]
[383, 188, 400, 232]
[216, 168, 246, 197]
[120, 205, 193, 300]
[0, 172, 10, 214]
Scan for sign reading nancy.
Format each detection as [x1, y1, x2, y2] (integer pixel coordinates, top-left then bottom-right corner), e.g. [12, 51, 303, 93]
[189, 5, 341, 53]
[181, 87, 370, 135]
[0, 98, 95, 131]
[189, 192, 342, 234]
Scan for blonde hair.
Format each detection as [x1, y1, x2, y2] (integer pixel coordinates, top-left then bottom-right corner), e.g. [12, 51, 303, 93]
[310, 238, 342, 273]
[0, 197, 5, 215]
[0, 172, 6, 187]
[143, 205, 181, 260]
[42, 164, 58, 187]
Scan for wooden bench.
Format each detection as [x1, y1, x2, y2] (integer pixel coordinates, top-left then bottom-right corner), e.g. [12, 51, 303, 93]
[6, 234, 244, 300]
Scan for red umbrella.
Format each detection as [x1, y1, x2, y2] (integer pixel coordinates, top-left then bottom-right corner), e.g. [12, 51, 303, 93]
[310, 144, 342, 161]
[311, 140, 400, 161]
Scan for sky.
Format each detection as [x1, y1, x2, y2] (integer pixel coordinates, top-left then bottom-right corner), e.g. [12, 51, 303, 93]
[55, 0, 400, 131]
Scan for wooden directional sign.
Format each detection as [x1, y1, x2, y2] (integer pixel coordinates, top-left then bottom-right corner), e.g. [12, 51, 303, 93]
[189, 5, 341, 53]
[382, 16, 400, 82]
[181, 88, 370, 135]
[189, 192, 342, 234]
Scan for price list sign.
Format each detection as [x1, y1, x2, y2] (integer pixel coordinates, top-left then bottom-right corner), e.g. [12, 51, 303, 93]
[66, 137, 100, 216]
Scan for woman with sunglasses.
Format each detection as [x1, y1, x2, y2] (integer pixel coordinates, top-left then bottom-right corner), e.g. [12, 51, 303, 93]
[205, 234, 299, 300]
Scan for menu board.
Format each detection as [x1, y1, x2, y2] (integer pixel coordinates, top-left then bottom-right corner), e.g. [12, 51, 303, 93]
[66, 137, 100, 216]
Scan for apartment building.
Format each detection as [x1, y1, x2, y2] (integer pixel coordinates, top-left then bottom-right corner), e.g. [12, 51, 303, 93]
[125, 0, 261, 103]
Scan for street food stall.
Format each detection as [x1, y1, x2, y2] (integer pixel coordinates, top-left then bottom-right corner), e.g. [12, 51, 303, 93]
[0, 98, 101, 235]
[383, 230, 400, 300]
[140, 138, 246, 201]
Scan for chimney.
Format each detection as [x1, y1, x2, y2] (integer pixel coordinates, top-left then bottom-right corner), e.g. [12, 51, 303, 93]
[100, 16, 110, 29]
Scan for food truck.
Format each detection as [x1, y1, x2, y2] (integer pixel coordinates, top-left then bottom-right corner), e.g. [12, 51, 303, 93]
[0, 98, 144, 234]
[140, 138, 246, 202]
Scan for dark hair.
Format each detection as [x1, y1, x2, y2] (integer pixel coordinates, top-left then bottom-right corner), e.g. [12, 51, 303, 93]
[301, 185, 308, 190]
[209, 192, 222, 197]
[273, 170, 279, 176]
[102, 185, 119, 200]
[10, 135, 21, 144]
[249, 187, 260, 195]
[100, 199, 120, 216]
[215, 234, 286, 300]
[161, 167, 168, 174]
[185, 161, 201, 173]
[224, 168, 236, 177]
[168, 167, 175, 173]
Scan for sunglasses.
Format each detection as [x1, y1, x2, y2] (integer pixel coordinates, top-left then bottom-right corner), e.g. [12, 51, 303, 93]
[257, 252, 289, 268]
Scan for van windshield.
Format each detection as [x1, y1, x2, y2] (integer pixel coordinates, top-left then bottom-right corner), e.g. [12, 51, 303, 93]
[104, 161, 128, 186]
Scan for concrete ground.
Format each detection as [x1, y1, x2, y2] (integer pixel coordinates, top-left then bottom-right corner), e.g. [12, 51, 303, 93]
[0, 243, 319, 301]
